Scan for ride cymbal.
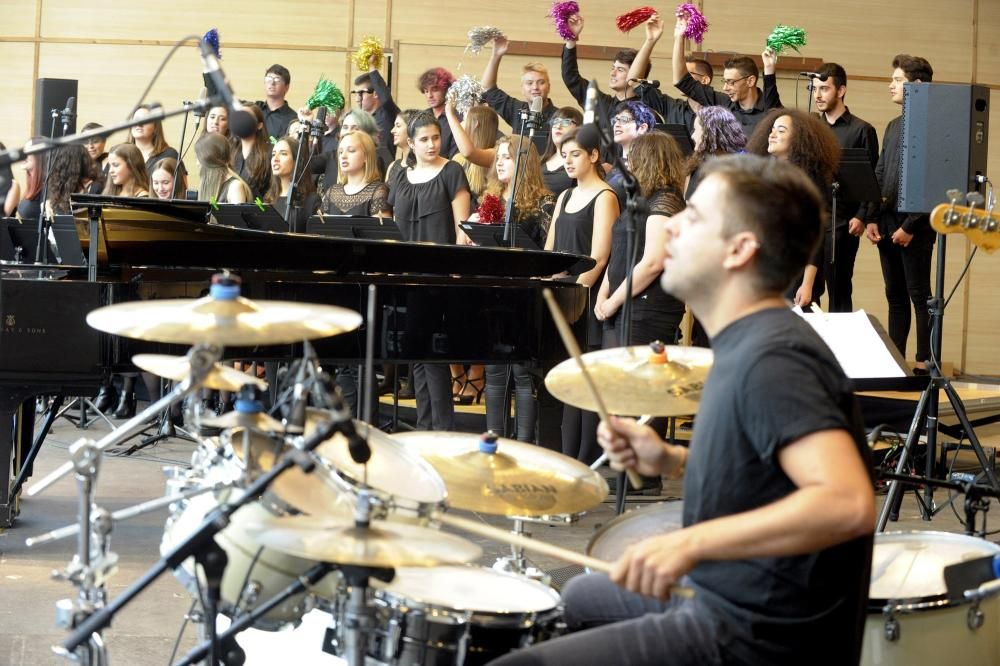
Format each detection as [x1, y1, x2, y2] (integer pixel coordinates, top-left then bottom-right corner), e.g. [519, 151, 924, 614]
[545, 344, 712, 417]
[132, 354, 267, 392]
[87, 295, 361, 346]
[394, 431, 608, 517]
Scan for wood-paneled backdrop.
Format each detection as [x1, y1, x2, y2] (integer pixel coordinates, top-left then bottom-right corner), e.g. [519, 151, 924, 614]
[1, 0, 997, 372]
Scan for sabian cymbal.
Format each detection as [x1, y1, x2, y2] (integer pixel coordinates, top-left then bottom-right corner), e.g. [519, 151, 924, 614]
[545, 344, 712, 417]
[393, 431, 608, 517]
[243, 514, 481, 568]
[86, 295, 362, 346]
[132, 354, 267, 392]
[306, 409, 447, 508]
[201, 410, 284, 432]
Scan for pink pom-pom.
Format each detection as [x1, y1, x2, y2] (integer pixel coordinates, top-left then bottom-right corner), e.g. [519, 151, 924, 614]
[675, 3, 709, 44]
[616, 7, 656, 33]
[548, 1, 580, 41]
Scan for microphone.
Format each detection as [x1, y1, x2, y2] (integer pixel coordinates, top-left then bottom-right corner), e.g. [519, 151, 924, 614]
[284, 358, 309, 436]
[199, 38, 255, 138]
[629, 78, 661, 89]
[60, 97, 75, 135]
[525, 96, 544, 140]
[583, 78, 598, 125]
[190, 87, 209, 119]
[314, 371, 371, 464]
[944, 554, 1000, 600]
[309, 106, 328, 140]
[800, 71, 829, 81]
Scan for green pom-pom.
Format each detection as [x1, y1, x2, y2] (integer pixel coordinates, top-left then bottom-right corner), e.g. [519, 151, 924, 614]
[765, 25, 807, 54]
[306, 77, 345, 114]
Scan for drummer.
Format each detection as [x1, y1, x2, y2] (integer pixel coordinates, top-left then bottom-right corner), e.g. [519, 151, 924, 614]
[491, 154, 875, 665]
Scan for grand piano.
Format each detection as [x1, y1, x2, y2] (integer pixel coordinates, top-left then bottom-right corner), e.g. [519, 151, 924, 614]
[0, 195, 594, 526]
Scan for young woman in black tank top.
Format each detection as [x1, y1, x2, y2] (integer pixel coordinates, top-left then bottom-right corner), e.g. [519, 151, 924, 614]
[544, 126, 619, 464]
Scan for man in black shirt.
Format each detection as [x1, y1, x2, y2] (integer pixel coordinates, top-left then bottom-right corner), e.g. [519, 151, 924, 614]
[482, 35, 558, 156]
[355, 57, 399, 156]
[866, 54, 935, 368]
[256, 64, 298, 141]
[417, 67, 458, 158]
[814, 62, 879, 312]
[492, 154, 874, 666]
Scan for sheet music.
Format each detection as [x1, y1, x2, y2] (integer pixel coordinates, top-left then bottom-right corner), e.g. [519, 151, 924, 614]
[793, 308, 908, 379]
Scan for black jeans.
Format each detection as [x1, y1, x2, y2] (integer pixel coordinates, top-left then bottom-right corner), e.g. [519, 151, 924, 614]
[485, 364, 537, 442]
[876, 227, 935, 362]
[822, 224, 861, 313]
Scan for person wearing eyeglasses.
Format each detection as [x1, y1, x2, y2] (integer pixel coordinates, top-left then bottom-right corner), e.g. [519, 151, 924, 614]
[354, 54, 400, 155]
[607, 101, 656, 202]
[541, 107, 583, 198]
[256, 64, 297, 140]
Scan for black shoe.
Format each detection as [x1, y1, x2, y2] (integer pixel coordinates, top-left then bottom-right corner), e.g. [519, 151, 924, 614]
[94, 384, 117, 413]
[112, 393, 136, 419]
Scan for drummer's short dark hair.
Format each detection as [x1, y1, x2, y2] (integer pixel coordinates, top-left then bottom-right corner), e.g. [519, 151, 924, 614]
[698, 154, 824, 294]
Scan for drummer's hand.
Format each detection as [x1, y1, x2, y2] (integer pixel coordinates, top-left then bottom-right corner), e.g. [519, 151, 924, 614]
[610, 529, 698, 601]
[597, 415, 668, 477]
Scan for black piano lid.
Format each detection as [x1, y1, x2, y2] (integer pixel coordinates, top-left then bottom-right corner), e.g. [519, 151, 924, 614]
[70, 197, 594, 279]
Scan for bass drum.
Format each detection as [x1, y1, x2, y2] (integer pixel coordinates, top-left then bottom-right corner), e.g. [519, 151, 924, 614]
[586, 501, 684, 563]
[333, 566, 562, 665]
[862, 531, 1000, 666]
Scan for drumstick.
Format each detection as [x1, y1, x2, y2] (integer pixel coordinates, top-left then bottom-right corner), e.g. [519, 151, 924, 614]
[435, 511, 693, 599]
[542, 289, 643, 490]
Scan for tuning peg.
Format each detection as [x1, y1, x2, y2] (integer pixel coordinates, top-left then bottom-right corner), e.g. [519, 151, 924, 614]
[966, 192, 985, 208]
[946, 188, 963, 205]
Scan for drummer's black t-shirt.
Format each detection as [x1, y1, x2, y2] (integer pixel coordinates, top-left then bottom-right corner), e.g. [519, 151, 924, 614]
[682, 307, 873, 665]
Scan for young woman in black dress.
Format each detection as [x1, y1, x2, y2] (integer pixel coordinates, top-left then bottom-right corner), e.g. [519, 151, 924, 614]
[321, 131, 389, 217]
[266, 134, 319, 231]
[540, 107, 582, 198]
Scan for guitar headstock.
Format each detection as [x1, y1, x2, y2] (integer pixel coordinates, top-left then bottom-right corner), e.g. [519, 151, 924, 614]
[930, 189, 1000, 254]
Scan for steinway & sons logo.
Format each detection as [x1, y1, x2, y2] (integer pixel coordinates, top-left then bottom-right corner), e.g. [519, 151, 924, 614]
[1, 312, 46, 335]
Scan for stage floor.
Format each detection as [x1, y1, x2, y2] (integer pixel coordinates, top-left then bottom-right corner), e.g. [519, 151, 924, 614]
[0, 414, 987, 665]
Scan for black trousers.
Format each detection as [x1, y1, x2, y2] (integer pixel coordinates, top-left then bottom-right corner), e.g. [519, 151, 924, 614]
[876, 227, 935, 362]
[822, 225, 861, 313]
[485, 364, 537, 442]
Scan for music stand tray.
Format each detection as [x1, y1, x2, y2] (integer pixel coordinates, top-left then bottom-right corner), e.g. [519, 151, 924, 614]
[460, 222, 542, 250]
[307, 215, 404, 241]
[211, 204, 288, 233]
[51, 214, 86, 265]
[835, 148, 880, 203]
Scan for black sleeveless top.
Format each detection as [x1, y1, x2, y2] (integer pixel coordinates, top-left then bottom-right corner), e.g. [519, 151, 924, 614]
[607, 188, 686, 319]
[542, 161, 574, 199]
[553, 187, 614, 276]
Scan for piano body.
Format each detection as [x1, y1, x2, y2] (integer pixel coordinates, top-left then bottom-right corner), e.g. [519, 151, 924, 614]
[0, 196, 594, 527]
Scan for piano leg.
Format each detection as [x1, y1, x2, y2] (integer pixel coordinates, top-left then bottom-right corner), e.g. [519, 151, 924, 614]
[1, 397, 37, 528]
[9, 395, 64, 504]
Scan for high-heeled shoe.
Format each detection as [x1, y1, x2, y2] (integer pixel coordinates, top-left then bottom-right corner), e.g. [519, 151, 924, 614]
[112, 392, 136, 419]
[94, 383, 117, 413]
[451, 371, 467, 399]
[454, 375, 485, 405]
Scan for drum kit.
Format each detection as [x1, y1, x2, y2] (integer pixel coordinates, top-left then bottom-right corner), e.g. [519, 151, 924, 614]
[21, 274, 696, 666]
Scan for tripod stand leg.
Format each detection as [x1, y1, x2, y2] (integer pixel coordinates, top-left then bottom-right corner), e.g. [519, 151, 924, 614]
[876, 387, 932, 532]
[9, 395, 64, 503]
[942, 381, 1000, 491]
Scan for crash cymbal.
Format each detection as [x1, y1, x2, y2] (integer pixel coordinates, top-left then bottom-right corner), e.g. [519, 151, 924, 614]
[201, 410, 284, 432]
[545, 344, 712, 417]
[243, 514, 481, 568]
[132, 354, 267, 392]
[305, 409, 447, 508]
[393, 431, 608, 517]
[86, 295, 362, 346]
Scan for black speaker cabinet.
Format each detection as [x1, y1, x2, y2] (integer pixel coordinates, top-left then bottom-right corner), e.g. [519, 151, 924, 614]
[899, 83, 989, 214]
[33, 78, 78, 137]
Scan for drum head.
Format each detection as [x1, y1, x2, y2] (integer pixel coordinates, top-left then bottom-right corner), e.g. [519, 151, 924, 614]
[377, 566, 560, 614]
[870, 531, 1000, 604]
[587, 501, 684, 562]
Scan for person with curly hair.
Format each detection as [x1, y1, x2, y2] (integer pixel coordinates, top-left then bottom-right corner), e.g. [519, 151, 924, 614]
[746, 108, 841, 306]
[417, 67, 458, 158]
[46, 143, 99, 213]
[685, 105, 747, 198]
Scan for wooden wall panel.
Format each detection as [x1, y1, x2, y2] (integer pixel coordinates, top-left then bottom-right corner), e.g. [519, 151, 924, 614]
[39, 0, 351, 46]
[353, 0, 389, 46]
[0, 43, 39, 191]
[0, 0, 37, 38]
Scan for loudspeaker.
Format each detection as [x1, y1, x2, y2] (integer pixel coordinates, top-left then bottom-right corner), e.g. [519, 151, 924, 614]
[899, 83, 989, 214]
[33, 78, 78, 138]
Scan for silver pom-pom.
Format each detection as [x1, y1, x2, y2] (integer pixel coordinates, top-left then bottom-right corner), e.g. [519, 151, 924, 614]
[447, 75, 483, 115]
[467, 26, 505, 54]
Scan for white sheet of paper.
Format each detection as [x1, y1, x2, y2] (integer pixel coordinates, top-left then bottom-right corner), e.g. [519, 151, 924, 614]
[793, 309, 907, 379]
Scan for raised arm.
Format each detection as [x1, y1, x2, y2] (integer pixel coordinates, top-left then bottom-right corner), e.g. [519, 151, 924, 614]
[445, 100, 497, 168]
[628, 13, 665, 86]
[561, 13, 588, 106]
[760, 48, 783, 109]
[367, 60, 399, 114]
[482, 35, 509, 92]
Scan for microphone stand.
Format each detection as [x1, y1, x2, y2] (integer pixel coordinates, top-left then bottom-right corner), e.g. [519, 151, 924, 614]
[33, 106, 60, 264]
[283, 125, 307, 232]
[502, 104, 536, 247]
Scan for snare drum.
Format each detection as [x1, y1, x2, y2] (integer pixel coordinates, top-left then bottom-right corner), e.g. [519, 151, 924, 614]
[344, 566, 562, 665]
[862, 531, 1000, 666]
[586, 501, 684, 562]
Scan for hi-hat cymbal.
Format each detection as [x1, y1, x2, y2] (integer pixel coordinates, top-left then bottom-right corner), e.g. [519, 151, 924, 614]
[86, 295, 362, 346]
[132, 354, 267, 392]
[242, 514, 481, 568]
[306, 409, 447, 508]
[393, 432, 608, 517]
[201, 410, 285, 432]
[545, 344, 712, 417]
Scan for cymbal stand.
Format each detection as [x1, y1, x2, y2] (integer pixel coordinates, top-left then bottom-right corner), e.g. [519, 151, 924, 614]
[876, 190, 1000, 531]
[492, 515, 573, 583]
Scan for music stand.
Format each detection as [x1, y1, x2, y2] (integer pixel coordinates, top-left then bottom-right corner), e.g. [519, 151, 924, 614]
[51, 214, 86, 265]
[828, 148, 880, 306]
[654, 123, 694, 157]
[0, 218, 14, 261]
[211, 204, 288, 232]
[461, 222, 542, 250]
[7, 220, 51, 262]
[306, 215, 404, 241]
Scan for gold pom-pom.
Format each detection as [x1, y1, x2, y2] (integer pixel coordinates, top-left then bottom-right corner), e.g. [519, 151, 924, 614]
[353, 36, 384, 71]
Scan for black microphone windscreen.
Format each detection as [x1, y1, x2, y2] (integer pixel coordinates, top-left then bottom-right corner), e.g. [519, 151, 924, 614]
[576, 123, 602, 152]
[230, 108, 257, 138]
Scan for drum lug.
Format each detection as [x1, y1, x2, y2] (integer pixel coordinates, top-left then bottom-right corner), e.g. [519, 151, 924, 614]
[882, 610, 900, 642]
[967, 602, 985, 631]
[384, 615, 402, 662]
